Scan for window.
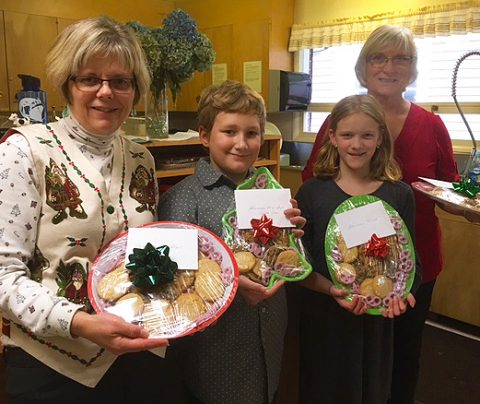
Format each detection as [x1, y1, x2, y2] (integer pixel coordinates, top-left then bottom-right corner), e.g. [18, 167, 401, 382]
[301, 33, 480, 143]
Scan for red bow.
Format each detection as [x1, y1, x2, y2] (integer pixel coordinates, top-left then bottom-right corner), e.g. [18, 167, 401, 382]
[251, 214, 280, 245]
[365, 233, 389, 258]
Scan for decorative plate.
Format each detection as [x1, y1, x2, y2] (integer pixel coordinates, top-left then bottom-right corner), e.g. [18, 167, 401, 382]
[88, 221, 239, 338]
[325, 195, 416, 315]
[412, 180, 480, 214]
[222, 167, 312, 288]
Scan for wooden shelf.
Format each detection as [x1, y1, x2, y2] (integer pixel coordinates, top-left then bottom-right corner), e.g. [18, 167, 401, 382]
[145, 134, 281, 181]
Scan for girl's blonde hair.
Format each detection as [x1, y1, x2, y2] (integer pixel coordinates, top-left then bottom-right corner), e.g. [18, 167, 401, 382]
[355, 25, 418, 88]
[197, 80, 266, 137]
[46, 16, 150, 105]
[313, 94, 401, 181]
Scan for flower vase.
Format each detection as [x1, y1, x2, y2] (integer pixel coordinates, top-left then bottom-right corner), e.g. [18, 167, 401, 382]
[145, 85, 169, 139]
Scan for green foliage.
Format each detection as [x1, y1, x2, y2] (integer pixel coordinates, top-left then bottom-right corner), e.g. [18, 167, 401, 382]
[127, 9, 216, 102]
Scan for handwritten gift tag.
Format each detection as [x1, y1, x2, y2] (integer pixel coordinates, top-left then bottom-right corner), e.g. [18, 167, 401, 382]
[334, 201, 395, 248]
[234, 188, 294, 229]
[126, 228, 198, 270]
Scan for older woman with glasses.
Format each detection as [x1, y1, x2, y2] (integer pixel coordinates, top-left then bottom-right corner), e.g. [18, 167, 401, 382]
[301, 25, 459, 404]
[0, 16, 169, 404]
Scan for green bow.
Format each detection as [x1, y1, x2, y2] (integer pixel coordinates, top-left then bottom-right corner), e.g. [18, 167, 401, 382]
[452, 177, 480, 198]
[126, 243, 178, 288]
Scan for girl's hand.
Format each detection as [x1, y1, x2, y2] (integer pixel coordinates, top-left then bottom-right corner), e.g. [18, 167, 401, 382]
[284, 198, 306, 237]
[71, 311, 168, 355]
[238, 276, 285, 306]
[382, 293, 416, 318]
[330, 286, 367, 315]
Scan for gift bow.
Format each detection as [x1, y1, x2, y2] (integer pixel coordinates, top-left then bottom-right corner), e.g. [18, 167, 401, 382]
[365, 233, 389, 258]
[452, 177, 480, 198]
[251, 214, 280, 245]
[126, 243, 178, 288]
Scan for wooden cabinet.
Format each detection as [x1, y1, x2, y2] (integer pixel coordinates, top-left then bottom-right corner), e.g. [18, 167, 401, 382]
[0, 12, 9, 112]
[430, 208, 480, 326]
[3, 10, 76, 115]
[144, 134, 281, 188]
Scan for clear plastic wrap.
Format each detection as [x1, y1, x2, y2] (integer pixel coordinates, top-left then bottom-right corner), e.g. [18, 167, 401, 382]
[222, 167, 312, 288]
[325, 195, 416, 315]
[412, 180, 480, 214]
[88, 221, 239, 338]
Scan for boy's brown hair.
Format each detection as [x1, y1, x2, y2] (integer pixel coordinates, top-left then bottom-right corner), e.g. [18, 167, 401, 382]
[314, 94, 401, 181]
[197, 80, 266, 136]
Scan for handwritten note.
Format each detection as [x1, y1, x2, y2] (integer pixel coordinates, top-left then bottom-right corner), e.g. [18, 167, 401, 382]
[334, 201, 395, 248]
[234, 188, 293, 229]
[126, 228, 198, 270]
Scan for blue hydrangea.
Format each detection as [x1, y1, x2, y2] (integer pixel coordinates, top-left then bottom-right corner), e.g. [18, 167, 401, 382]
[127, 9, 215, 102]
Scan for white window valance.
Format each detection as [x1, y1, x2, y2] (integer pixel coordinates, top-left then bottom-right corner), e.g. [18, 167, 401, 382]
[288, 1, 480, 51]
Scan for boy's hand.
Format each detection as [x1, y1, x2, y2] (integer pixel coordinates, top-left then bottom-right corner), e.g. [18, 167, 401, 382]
[238, 276, 285, 305]
[285, 198, 306, 237]
[330, 286, 367, 315]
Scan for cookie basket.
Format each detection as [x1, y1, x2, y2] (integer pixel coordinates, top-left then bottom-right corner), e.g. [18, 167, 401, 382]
[88, 221, 239, 338]
[222, 167, 312, 288]
[325, 195, 416, 315]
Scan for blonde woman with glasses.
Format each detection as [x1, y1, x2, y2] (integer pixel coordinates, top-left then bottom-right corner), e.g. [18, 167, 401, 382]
[0, 16, 171, 404]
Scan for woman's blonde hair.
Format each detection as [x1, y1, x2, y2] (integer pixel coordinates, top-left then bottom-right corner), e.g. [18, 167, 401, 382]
[46, 16, 150, 105]
[355, 25, 418, 88]
[313, 94, 401, 181]
[197, 80, 266, 137]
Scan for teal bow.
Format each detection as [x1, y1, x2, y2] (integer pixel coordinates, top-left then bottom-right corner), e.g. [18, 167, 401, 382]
[126, 243, 178, 288]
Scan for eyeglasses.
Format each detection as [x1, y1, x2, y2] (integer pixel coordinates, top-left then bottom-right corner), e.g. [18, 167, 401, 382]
[70, 76, 136, 93]
[367, 54, 415, 68]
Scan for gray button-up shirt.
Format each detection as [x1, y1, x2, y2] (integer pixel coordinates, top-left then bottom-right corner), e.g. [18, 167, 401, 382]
[158, 158, 287, 404]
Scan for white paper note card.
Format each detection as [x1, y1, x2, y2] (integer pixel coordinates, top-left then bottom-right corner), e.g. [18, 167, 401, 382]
[126, 228, 198, 270]
[419, 177, 454, 189]
[334, 201, 395, 248]
[234, 188, 293, 229]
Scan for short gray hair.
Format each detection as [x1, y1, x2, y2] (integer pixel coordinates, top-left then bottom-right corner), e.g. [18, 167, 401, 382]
[355, 25, 418, 88]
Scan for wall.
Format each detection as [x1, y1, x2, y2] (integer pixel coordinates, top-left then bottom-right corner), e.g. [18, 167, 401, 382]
[294, 0, 461, 24]
[1, 0, 175, 25]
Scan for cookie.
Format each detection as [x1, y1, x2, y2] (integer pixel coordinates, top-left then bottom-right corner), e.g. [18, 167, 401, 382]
[198, 258, 222, 276]
[276, 249, 300, 267]
[97, 264, 131, 301]
[116, 293, 145, 317]
[337, 236, 358, 263]
[174, 270, 196, 291]
[359, 278, 374, 296]
[372, 275, 393, 298]
[234, 251, 257, 274]
[195, 270, 225, 302]
[336, 262, 356, 285]
[142, 298, 176, 335]
[175, 292, 207, 321]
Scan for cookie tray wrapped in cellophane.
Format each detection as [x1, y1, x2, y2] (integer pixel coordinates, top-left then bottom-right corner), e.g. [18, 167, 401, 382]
[222, 167, 312, 288]
[412, 180, 480, 214]
[325, 196, 416, 315]
[88, 221, 239, 339]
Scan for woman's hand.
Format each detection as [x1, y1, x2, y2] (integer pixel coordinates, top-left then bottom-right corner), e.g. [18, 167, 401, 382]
[284, 198, 306, 238]
[71, 311, 168, 355]
[330, 286, 367, 315]
[238, 276, 284, 306]
[382, 293, 416, 318]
